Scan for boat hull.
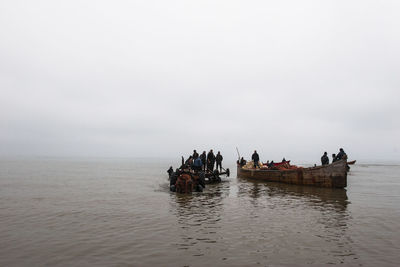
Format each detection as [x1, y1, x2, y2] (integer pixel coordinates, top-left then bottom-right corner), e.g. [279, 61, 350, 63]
[237, 160, 347, 188]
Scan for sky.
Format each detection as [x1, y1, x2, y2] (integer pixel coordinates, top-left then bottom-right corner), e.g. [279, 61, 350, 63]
[1, 0, 399, 163]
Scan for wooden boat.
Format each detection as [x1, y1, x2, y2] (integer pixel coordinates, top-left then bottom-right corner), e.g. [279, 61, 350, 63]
[237, 160, 347, 188]
[347, 160, 356, 165]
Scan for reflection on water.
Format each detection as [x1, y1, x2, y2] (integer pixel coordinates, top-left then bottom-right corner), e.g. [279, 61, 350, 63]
[169, 182, 230, 252]
[237, 178, 349, 210]
[236, 178, 354, 263]
[2, 160, 399, 266]
[166, 176, 356, 265]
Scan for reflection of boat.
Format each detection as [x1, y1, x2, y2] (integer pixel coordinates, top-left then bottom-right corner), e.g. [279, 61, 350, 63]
[347, 160, 356, 165]
[238, 178, 348, 207]
[237, 160, 347, 188]
[237, 178, 349, 216]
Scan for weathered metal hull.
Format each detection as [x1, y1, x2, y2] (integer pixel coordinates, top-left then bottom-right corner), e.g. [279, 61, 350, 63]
[237, 160, 347, 188]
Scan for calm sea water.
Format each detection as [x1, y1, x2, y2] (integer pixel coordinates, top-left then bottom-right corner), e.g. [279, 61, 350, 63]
[0, 158, 399, 266]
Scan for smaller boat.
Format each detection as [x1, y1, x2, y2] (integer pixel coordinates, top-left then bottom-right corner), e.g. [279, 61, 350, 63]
[347, 160, 356, 165]
[168, 168, 230, 194]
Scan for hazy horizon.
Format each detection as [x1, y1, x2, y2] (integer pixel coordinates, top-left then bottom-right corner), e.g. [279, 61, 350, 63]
[1, 1, 399, 162]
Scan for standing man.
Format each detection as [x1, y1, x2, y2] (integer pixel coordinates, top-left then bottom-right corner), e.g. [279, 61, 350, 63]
[321, 152, 329, 165]
[200, 151, 207, 171]
[192, 150, 199, 159]
[336, 148, 347, 160]
[207, 149, 216, 171]
[252, 150, 260, 168]
[216, 151, 223, 172]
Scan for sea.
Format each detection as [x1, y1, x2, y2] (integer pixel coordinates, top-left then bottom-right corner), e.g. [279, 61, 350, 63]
[0, 158, 399, 266]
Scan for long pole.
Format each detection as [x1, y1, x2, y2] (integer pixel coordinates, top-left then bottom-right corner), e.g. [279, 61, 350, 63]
[236, 147, 241, 161]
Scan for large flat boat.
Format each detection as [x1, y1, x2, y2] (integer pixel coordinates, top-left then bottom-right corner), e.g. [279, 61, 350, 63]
[237, 160, 347, 188]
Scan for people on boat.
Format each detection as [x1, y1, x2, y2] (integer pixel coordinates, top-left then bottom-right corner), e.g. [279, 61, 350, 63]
[252, 150, 260, 168]
[207, 149, 215, 171]
[192, 150, 199, 160]
[185, 156, 193, 168]
[336, 148, 348, 160]
[268, 160, 274, 168]
[332, 154, 337, 163]
[167, 166, 174, 177]
[216, 151, 223, 171]
[282, 158, 286, 162]
[240, 157, 246, 167]
[321, 152, 329, 165]
[193, 156, 202, 171]
[170, 167, 206, 193]
[197, 172, 206, 190]
[169, 169, 181, 192]
[200, 151, 207, 171]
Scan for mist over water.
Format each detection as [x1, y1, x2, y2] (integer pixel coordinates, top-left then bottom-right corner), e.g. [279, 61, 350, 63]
[1, 158, 399, 266]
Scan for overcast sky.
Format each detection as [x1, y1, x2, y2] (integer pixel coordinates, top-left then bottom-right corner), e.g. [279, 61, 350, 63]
[1, 0, 399, 162]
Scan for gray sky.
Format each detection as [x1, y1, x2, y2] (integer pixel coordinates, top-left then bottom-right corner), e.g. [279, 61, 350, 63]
[1, 0, 399, 162]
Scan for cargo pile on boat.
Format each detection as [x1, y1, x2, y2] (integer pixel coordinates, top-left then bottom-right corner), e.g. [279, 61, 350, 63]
[268, 162, 302, 170]
[242, 161, 302, 170]
[242, 161, 263, 169]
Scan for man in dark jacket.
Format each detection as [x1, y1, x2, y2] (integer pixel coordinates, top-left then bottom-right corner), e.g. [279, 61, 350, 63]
[252, 150, 259, 168]
[167, 166, 174, 178]
[216, 151, 223, 171]
[321, 152, 329, 165]
[192, 150, 199, 160]
[169, 169, 180, 192]
[336, 148, 347, 160]
[200, 151, 207, 171]
[207, 149, 215, 171]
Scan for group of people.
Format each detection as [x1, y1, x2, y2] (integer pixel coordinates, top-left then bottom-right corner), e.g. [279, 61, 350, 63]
[237, 150, 260, 168]
[237, 150, 288, 169]
[321, 148, 348, 165]
[182, 149, 224, 172]
[167, 149, 225, 193]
